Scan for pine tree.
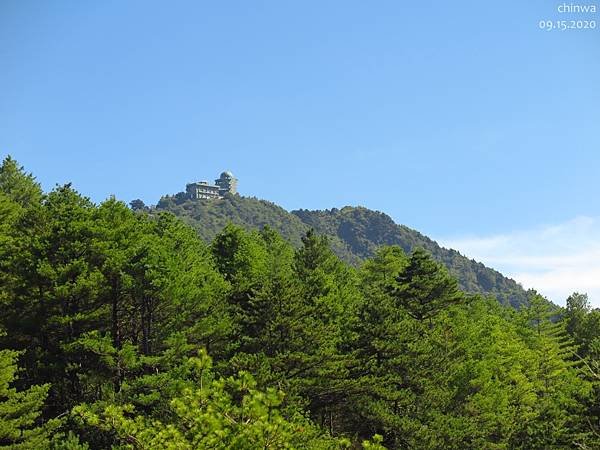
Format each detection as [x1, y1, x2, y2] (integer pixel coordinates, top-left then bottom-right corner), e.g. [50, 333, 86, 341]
[389, 248, 463, 322]
[73, 350, 347, 450]
[0, 349, 57, 449]
[0, 156, 43, 207]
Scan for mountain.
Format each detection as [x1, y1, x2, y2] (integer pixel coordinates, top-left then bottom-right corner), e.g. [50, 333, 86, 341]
[292, 206, 530, 307]
[154, 193, 530, 308]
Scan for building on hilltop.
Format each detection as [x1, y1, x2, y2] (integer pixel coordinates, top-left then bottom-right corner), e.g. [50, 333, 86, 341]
[186, 181, 221, 200]
[186, 171, 237, 200]
[215, 171, 237, 196]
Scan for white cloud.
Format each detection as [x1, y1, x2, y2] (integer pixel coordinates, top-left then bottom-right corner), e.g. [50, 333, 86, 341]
[439, 216, 600, 307]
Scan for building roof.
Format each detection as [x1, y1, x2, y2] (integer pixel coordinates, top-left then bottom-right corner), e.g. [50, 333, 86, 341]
[188, 181, 219, 188]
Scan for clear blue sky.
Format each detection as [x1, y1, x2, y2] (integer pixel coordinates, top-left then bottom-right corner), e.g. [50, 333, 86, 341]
[1, 0, 599, 239]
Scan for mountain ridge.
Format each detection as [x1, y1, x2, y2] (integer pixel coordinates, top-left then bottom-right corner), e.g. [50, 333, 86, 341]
[153, 193, 530, 308]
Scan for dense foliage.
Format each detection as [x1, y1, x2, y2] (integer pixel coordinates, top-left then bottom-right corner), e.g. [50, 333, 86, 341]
[2, 156, 600, 449]
[293, 207, 530, 307]
[156, 194, 528, 307]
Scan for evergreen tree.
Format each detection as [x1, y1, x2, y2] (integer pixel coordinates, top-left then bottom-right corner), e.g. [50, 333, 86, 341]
[0, 349, 57, 449]
[74, 350, 347, 450]
[389, 248, 463, 322]
[0, 156, 43, 207]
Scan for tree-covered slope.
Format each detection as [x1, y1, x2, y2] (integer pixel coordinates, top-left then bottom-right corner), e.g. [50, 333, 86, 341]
[292, 206, 529, 307]
[156, 194, 306, 245]
[155, 195, 529, 307]
[155, 194, 362, 265]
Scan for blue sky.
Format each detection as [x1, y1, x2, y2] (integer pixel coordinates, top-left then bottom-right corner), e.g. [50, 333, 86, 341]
[1, 1, 599, 304]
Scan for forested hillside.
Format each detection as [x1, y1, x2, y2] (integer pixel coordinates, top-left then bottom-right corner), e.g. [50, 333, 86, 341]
[293, 207, 529, 307]
[155, 194, 529, 307]
[2, 156, 600, 449]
